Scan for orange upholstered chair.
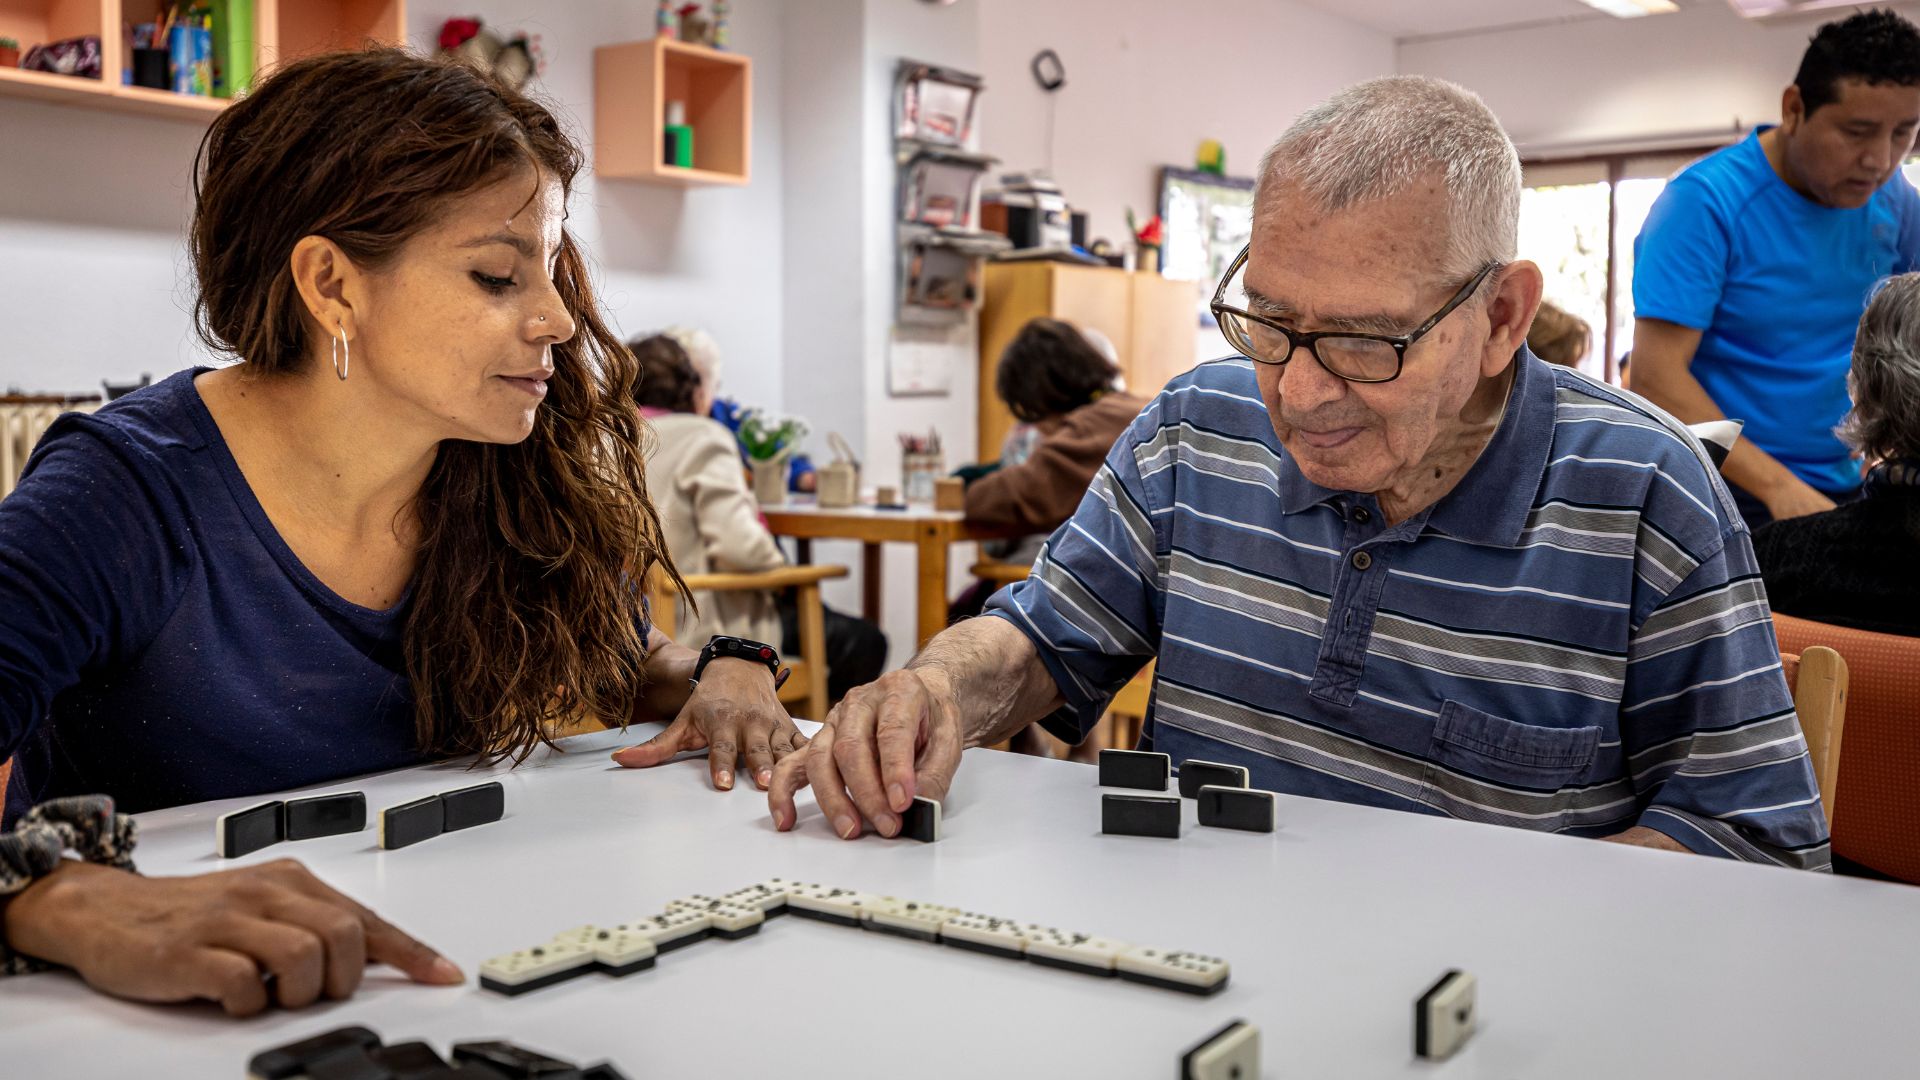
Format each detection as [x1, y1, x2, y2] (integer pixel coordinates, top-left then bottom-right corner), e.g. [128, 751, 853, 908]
[1774, 613, 1920, 883]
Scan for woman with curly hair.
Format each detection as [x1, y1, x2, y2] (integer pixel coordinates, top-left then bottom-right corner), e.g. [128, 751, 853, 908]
[0, 49, 797, 1014]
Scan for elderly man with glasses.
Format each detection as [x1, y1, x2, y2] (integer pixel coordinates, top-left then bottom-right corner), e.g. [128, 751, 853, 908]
[768, 76, 1830, 870]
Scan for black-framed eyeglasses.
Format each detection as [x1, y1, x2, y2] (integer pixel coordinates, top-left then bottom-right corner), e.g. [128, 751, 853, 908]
[1210, 244, 1500, 384]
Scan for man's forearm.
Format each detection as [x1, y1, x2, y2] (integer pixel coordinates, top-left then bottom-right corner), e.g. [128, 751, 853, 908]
[635, 630, 699, 723]
[1632, 344, 1803, 500]
[908, 617, 1063, 748]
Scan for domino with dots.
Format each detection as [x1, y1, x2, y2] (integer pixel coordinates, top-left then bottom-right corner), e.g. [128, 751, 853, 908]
[1181, 1019, 1260, 1080]
[1415, 969, 1477, 1061]
[939, 913, 1031, 960]
[478, 941, 596, 996]
[1022, 925, 1127, 977]
[785, 883, 875, 927]
[860, 897, 960, 942]
[1116, 945, 1231, 995]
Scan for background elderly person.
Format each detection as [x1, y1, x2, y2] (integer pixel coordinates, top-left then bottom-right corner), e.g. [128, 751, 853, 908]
[767, 75, 1829, 873]
[1754, 273, 1920, 634]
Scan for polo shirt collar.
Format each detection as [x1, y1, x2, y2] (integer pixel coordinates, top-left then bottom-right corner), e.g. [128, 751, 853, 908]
[1425, 346, 1554, 547]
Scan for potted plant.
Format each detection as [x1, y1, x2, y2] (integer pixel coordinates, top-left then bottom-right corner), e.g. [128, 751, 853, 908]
[738, 409, 808, 506]
[1127, 208, 1165, 274]
[0, 38, 21, 68]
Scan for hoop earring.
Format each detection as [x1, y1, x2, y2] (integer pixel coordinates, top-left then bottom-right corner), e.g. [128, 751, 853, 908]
[332, 323, 350, 381]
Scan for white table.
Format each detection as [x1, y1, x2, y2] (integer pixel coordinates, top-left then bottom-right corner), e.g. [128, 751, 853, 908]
[4, 725, 1918, 1079]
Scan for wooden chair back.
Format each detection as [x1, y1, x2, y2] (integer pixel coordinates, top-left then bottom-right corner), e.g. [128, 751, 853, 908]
[1775, 614, 1919, 882]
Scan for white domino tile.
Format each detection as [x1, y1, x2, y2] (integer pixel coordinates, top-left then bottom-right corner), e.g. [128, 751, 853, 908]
[546, 924, 605, 948]
[786, 883, 876, 922]
[1117, 946, 1231, 992]
[629, 908, 712, 949]
[478, 940, 595, 988]
[589, 927, 659, 971]
[1022, 926, 1129, 973]
[938, 914, 1031, 956]
[721, 880, 792, 915]
[861, 897, 960, 940]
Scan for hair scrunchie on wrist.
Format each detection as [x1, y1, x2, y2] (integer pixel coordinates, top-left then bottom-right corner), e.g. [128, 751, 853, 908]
[0, 795, 138, 975]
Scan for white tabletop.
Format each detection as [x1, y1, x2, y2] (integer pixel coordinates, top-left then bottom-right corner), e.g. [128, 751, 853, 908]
[3, 725, 1917, 1079]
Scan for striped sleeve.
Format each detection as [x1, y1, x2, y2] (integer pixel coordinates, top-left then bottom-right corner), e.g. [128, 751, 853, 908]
[983, 406, 1166, 741]
[1621, 533, 1833, 870]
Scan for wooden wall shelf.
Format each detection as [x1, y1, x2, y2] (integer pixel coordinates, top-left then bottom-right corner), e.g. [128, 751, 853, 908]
[595, 37, 750, 186]
[0, 0, 406, 123]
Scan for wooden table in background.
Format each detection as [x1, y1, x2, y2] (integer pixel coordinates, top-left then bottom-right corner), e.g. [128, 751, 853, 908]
[761, 500, 1021, 648]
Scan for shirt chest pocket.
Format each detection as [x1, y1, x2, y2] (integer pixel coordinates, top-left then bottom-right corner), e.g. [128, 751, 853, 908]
[1425, 699, 1602, 793]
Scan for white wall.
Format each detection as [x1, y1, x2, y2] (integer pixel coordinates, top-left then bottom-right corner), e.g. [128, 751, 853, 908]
[1398, 1, 1920, 152]
[0, 0, 792, 405]
[976, 0, 1395, 248]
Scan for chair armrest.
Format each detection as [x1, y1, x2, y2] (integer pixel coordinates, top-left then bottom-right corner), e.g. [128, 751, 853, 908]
[680, 564, 851, 592]
[968, 560, 1033, 587]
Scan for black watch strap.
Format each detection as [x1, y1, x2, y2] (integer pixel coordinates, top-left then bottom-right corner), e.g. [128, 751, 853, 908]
[692, 636, 782, 684]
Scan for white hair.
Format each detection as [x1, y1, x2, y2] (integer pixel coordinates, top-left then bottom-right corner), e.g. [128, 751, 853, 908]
[663, 325, 722, 390]
[1255, 75, 1520, 281]
[1841, 272, 1920, 461]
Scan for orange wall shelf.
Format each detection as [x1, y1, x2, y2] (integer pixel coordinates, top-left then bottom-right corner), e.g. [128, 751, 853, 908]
[0, 0, 406, 123]
[594, 37, 750, 187]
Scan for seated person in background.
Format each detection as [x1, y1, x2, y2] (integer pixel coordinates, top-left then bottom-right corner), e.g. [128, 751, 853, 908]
[769, 76, 1830, 872]
[631, 335, 887, 703]
[1525, 300, 1590, 368]
[668, 325, 817, 493]
[0, 51, 796, 1015]
[1754, 273, 1920, 635]
[952, 318, 1148, 614]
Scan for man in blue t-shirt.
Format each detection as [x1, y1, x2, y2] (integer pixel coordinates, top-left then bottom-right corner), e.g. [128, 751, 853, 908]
[1633, 10, 1920, 529]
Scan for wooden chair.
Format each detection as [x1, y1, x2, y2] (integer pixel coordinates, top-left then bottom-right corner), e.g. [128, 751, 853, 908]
[1775, 614, 1919, 883]
[1779, 645, 1848, 825]
[651, 563, 849, 723]
[970, 558, 1154, 755]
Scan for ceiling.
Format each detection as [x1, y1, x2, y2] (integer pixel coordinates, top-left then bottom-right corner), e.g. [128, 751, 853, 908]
[1292, 0, 1686, 41]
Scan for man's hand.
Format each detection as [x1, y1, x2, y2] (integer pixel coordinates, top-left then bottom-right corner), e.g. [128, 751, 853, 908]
[1758, 474, 1839, 522]
[612, 657, 806, 791]
[766, 668, 965, 838]
[1602, 826, 1692, 854]
[2, 859, 460, 1017]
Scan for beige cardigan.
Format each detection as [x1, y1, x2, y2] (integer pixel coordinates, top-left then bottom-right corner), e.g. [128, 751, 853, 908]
[644, 411, 786, 646]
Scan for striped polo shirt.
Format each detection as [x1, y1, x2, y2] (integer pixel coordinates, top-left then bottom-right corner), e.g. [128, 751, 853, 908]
[984, 349, 1831, 870]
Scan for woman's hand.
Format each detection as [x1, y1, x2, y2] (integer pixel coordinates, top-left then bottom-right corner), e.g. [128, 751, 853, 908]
[2, 859, 461, 1017]
[611, 658, 807, 791]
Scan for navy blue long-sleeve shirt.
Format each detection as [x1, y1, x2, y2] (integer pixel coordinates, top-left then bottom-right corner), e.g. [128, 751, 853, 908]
[1, 370, 424, 826]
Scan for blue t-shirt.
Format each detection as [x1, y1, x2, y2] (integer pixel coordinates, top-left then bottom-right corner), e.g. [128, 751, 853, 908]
[1632, 127, 1920, 493]
[0, 370, 425, 826]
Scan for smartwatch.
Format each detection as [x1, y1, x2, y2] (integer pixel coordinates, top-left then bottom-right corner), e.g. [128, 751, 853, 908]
[692, 635, 782, 685]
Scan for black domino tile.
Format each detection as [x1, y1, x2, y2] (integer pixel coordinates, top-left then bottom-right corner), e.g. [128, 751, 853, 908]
[369, 1041, 448, 1074]
[863, 921, 940, 943]
[788, 908, 861, 928]
[248, 1027, 382, 1079]
[596, 956, 657, 978]
[221, 801, 286, 858]
[580, 1066, 632, 1080]
[439, 781, 505, 833]
[451, 1040, 580, 1076]
[897, 796, 940, 842]
[1118, 969, 1231, 996]
[943, 938, 1026, 962]
[284, 793, 367, 842]
[652, 929, 712, 953]
[1098, 749, 1170, 791]
[380, 795, 446, 850]
[1177, 760, 1249, 799]
[1027, 954, 1117, 978]
[1101, 793, 1181, 838]
[1196, 785, 1275, 833]
[306, 1050, 394, 1080]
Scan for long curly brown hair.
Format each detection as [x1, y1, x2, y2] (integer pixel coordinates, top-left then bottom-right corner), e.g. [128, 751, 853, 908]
[189, 48, 681, 762]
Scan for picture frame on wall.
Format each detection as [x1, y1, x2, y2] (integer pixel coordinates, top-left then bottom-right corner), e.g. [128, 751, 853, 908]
[1157, 166, 1256, 324]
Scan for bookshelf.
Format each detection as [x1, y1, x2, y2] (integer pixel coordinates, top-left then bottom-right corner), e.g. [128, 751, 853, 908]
[594, 37, 750, 186]
[0, 0, 406, 122]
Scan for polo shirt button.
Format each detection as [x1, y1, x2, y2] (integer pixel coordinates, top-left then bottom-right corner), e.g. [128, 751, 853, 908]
[1352, 507, 1371, 524]
[1351, 550, 1372, 571]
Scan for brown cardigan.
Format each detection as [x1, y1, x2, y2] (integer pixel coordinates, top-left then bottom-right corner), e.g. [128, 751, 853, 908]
[965, 391, 1148, 534]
